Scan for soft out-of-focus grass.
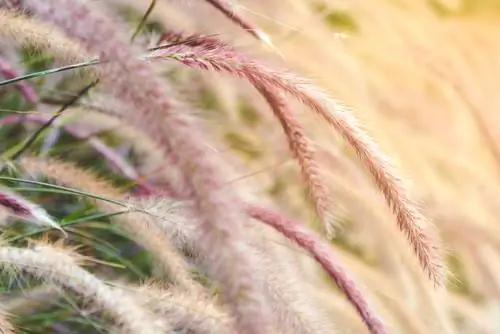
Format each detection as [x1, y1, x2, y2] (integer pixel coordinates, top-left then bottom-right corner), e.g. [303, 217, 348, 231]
[2, 0, 500, 332]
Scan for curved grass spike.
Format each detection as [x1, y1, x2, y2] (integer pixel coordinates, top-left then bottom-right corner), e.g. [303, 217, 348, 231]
[147, 32, 444, 286]
[257, 85, 335, 238]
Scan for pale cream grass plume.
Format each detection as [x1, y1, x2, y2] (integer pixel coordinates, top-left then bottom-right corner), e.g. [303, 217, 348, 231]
[379, 294, 444, 334]
[0, 244, 169, 333]
[131, 281, 235, 334]
[0, 9, 89, 64]
[18, 156, 202, 294]
[270, 1, 490, 170]
[395, 127, 496, 197]
[132, 197, 340, 333]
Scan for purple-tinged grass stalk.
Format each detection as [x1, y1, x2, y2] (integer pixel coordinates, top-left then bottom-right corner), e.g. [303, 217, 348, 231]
[203, 0, 272, 45]
[0, 187, 65, 235]
[258, 85, 335, 238]
[149, 33, 443, 285]
[0, 245, 170, 333]
[246, 204, 388, 334]
[0, 57, 37, 104]
[11, 2, 273, 332]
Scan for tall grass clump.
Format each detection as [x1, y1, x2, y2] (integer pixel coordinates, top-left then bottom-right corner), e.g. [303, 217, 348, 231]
[5, 0, 496, 333]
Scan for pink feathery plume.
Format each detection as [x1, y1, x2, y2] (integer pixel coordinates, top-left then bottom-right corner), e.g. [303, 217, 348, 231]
[149, 33, 444, 286]
[0, 57, 38, 104]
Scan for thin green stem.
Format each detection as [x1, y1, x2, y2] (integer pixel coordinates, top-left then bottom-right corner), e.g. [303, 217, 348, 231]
[6, 210, 129, 242]
[8, 80, 99, 162]
[0, 176, 127, 207]
[130, 0, 157, 42]
[0, 59, 99, 87]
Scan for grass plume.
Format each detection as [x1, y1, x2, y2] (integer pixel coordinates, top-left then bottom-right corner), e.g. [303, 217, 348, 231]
[149, 32, 443, 285]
